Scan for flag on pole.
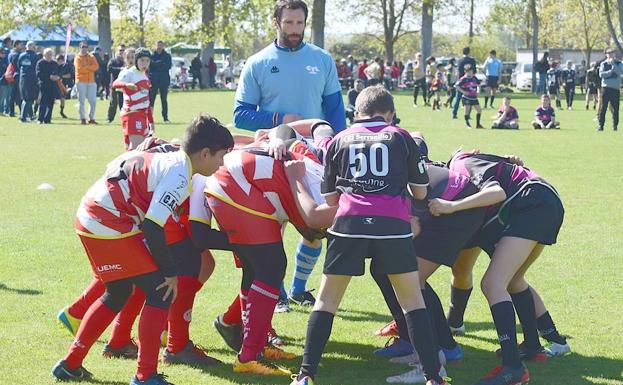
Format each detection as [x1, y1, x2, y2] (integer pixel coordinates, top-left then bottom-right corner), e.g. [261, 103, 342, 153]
[64, 23, 72, 64]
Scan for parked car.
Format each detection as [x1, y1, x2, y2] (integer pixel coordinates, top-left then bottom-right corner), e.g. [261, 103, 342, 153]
[512, 62, 539, 91]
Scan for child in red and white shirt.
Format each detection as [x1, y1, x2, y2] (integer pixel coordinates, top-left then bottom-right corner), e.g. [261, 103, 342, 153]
[113, 48, 154, 150]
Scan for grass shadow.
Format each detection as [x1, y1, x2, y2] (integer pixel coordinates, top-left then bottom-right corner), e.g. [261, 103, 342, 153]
[0, 282, 42, 295]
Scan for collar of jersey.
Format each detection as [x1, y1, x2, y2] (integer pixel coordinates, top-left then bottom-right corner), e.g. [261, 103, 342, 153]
[352, 117, 387, 127]
[273, 39, 306, 52]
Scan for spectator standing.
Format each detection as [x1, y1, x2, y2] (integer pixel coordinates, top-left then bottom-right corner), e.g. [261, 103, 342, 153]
[597, 48, 623, 131]
[56, 54, 74, 119]
[365, 57, 382, 86]
[207, 57, 217, 88]
[535, 52, 549, 94]
[17, 41, 39, 122]
[391, 61, 400, 89]
[424, 56, 437, 105]
[383, 60, 393, 89]
[337, 58, 352, 89]
[560, 60, 576, 110]
[1, 37, 10, 55]
[0, 49, 10, 115]
[106, 45, 125, 123]
[148, 40, 172, 123]
[452, 47, 476, 119]
[413, 53, 428, 106]
[358, 59, 368, 85]
[224, 55, 234, 85]
[190, 53, 202, 89]
[7, 40, 24, 117]
[92, 46, 105, 99]
[445, 57, 457, 107]
[74, 40, 100, 124]
[483, 49, 503, 108]
[233, 0, 345, 322]
[35, 48, 60, 124]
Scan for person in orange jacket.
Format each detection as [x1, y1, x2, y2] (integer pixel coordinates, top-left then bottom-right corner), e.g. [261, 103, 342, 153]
[74, 40, 100, 125]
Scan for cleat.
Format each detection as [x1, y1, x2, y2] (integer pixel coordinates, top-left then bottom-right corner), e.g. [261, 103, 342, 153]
[57, 306, 81, 337]
[442, 344, 464, 363]
[160, 330, 168, 348]
[288, 289, 316, 306]
[268, 327, 285, 347]
[103, 339, 139, 359]
[473, 364, 529, 385]
[263, 343, 297, 360]
[495, 342, 547, 362]
[449, 324, 466, 336]
[290, 374, 315, 385]
[130, 373, 174, 385]
[375, 320, 399, 337]
[213, 315, 243, 352]
[51, 360, 93, 381]
[274, 298, 291, 313]
[233, 356, 292, 376]
[544, 341, 571, 357]
[374, 337, 414, 358]
[386, 364, 447, 384]
[476, 124, 485, 129]
[162, 340, 222, 366]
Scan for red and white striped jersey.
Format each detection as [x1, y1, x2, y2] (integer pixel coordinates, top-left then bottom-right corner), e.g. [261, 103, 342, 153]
[204, 150, 307, 227]
[76, 150, 192, 239]
[116, 67, 151, 115]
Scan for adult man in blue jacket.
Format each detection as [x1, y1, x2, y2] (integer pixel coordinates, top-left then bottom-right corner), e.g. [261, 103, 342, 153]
[17, 41, 39, 122]
[228, 0, 345, 315]
[149, 41, 172, 123]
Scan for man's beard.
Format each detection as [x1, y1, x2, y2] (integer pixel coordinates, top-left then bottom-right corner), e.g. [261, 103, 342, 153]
[279, 30, 303, 49]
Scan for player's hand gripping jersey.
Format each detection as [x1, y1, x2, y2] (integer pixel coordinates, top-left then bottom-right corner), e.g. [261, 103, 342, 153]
[205, 148, 324, 245]
[322, 119, 428, 238]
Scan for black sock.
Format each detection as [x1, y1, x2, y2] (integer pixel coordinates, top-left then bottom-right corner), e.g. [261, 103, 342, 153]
[510, 289, 541, 351]
[476, 113, 482, 125]
[300, 311, 334, 379]
[490, 96, 495, 107]
[536, 311, 566, 345]
[464, 115, 470, 125]
[372, 271, 410, 341]
[490, 301, 522, 369]
[447, 286, 472, 328]
[484, 96, 489, 106]
[405, 309, 442, 382]
[423, 283, 457, 350]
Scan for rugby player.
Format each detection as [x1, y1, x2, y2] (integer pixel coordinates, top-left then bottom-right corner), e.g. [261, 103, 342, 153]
[290, 86, 447, 385]
[112, 48, 154, 150]
[51, 115, 234, 385]
[532, 94, 560, 129]
[455, 64, 483, 128]
[491, 97, 519, 130]
[560, 61, 576, 110]
[546, 62, 562, 109]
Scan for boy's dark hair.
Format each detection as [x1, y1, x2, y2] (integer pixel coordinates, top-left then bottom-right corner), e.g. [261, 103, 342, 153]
[182, 114, 234, 155]
[490, 49, 496, 55]
[355, 85, 395, 116]
[13, 40, 22, 48]
[274, 0, 308, 23]
[463, 47, 470, 55]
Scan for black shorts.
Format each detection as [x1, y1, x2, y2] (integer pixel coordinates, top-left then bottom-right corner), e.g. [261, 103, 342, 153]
[486, 76, 499, 88]
[414, 185, 486, 267]
[470, 182, 564, 256]
[588, 84, 598, 95]
[462, 96, 480, 106]
[324, 235, 418, 276]
[548, 85, 559, 95]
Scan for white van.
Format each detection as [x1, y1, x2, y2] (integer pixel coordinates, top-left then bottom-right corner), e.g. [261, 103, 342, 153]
[512, 62, 539, 91]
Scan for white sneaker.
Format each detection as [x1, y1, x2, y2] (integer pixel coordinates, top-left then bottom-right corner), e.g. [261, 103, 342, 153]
[274, 298, 290, 313]
[545, 341, 571, 357]
[386, 365, 447, 384]
[449, 324, 466, 336]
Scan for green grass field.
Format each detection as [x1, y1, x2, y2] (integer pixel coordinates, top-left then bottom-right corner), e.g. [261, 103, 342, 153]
[0, 89, 622, 385]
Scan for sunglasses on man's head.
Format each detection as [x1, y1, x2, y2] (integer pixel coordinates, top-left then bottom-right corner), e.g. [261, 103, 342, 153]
[80, 46, 88, 49]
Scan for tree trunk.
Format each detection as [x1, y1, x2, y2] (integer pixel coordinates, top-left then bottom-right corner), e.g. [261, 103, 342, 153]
[618, 0, 623, 38]
[201, 0, 215, 89]
[381, 0, 396, 63]
[530, 0, 538, 93]
[604, 0, 623, 54]
[139, 0, 145, 47]
[579, 1, 592, 63]
[311, 0, 326, 48]
[97, 0, 112, 55]
[469, 0, 474, 43]
[421, 0, 433, 59]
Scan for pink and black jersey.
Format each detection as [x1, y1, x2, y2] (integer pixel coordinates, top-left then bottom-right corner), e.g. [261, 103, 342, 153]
[322, 119, 429, 239]
[456, 75, 479, 99]
[535, 106, 555, 123]
[411, 164, 473, 222]
[497, 106, 519, 122]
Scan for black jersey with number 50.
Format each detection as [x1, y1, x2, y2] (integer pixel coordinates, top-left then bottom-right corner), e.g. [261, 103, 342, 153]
[322, 119, 428, 238]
